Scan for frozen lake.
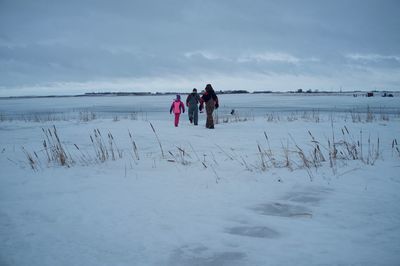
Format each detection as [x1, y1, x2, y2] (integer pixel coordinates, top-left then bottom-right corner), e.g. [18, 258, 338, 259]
[1, 93, 400, 266]
[1, 93, 399, 121]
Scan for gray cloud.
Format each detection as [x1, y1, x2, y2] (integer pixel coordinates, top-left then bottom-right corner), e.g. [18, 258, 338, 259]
[0, 0, 399, 95]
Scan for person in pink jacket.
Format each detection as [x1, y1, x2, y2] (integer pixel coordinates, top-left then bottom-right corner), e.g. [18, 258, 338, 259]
[170, 94, 185, 127]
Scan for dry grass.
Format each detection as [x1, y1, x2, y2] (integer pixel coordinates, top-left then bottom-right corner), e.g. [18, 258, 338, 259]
[392, 139, 400, 158]
[22, 121, 392, 184]
[128, 130, 140, 161]
[150, 122, 165, 158]
[42, 126, 72, 167]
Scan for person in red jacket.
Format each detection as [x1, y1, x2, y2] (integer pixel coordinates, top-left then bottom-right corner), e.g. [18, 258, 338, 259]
[170, 94, 185, 127]
[199, 84, 219, 129]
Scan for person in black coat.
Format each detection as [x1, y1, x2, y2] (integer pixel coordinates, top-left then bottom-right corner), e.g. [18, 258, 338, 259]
[199, 84, 219, 129]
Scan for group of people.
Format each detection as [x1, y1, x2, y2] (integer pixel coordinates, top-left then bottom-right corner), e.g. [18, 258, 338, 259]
[169, 84, 219, 129]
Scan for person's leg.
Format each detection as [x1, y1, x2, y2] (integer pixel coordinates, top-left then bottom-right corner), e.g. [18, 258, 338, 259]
[208, 111, 214, 128]
[188, 106, 194, 123]
[193, 107, 198, 125]
[206, 101, 215, 128]
[175, 113, 180, 127]
[205, 108, 210, 128]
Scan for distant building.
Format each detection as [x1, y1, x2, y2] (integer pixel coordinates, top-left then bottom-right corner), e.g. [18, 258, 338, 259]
[382, 92, 394, 97]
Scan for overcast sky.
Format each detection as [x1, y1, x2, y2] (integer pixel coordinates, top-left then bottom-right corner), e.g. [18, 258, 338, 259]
[0, 0, 399, 96]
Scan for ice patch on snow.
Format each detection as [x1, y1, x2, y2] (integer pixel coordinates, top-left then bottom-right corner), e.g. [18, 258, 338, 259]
[226, 226, 280, 238]
[169, 244, 246, 266]
[252, 202, 312, 218]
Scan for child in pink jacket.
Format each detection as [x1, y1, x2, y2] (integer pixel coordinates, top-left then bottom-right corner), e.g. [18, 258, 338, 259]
[170, 95, 185, 127]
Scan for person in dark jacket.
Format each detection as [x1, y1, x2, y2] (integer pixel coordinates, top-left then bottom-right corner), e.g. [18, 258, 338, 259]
[186, 88, 201, 125]
[199, 84, 219, 129]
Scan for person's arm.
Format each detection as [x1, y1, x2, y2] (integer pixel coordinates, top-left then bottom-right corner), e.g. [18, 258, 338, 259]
[186, 95, 190, 107]
[211, 91, 219, 108]
[170, 102, 174, 113]
[199, 96, 204, 111]
[181, 102, 185, 113]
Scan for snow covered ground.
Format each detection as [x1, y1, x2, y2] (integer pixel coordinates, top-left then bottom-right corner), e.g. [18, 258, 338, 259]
[1, 95, 400, 265]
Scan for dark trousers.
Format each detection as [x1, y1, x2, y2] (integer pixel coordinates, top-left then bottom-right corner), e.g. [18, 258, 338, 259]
[188, 105, 198, 125]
